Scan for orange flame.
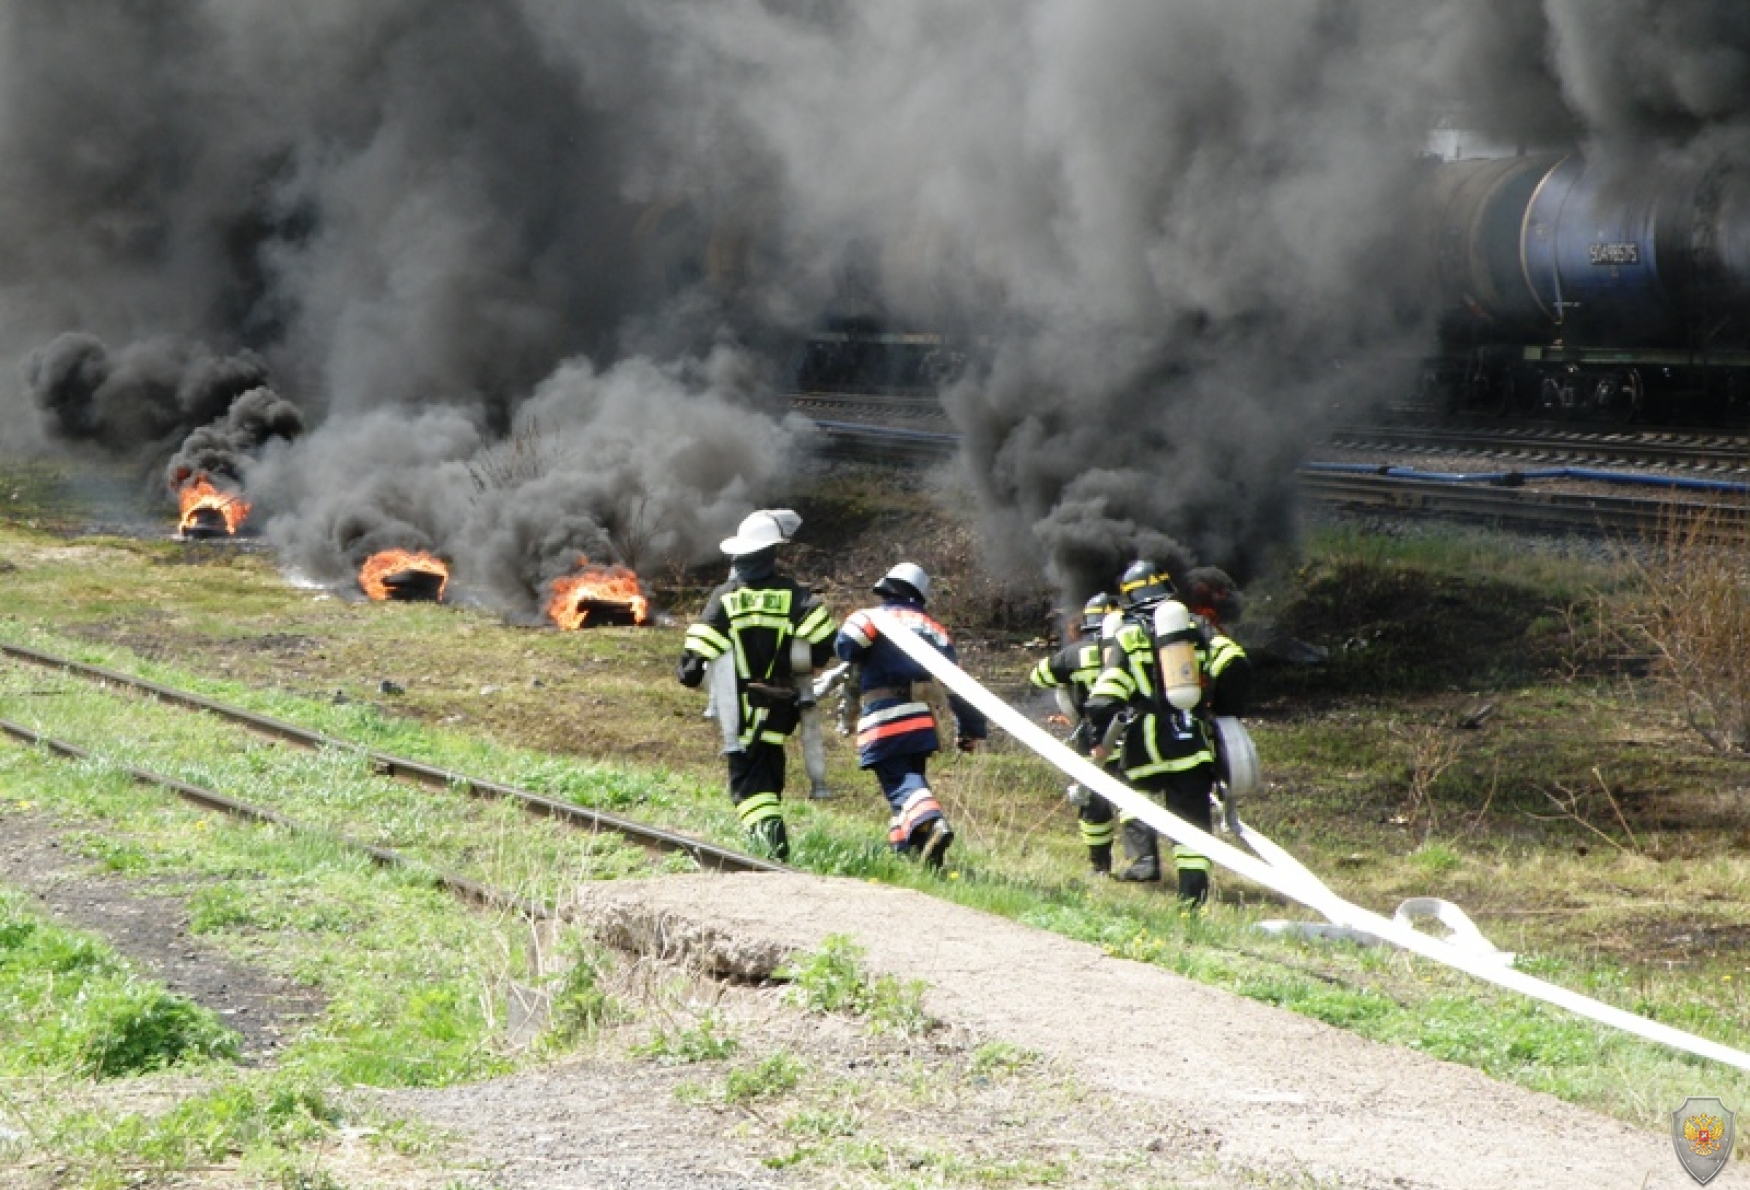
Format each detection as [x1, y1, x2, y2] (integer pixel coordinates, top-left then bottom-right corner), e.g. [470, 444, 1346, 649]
[176, 475, 251, 536]
[546, 557, 651, 629]
[358, 549, 451, 602]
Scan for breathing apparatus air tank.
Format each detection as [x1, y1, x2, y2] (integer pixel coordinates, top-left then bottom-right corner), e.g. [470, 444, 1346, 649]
[1152, 599, 1202, 712]
[792, 637, 833, 799]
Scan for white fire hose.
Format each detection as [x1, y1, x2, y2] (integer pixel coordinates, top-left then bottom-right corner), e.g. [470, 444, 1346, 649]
[863, 608, 1750, 1072]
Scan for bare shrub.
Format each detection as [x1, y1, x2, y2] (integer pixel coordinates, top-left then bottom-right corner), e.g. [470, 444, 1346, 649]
[469, 417, 565, 493]
[1526, 767, 1642, 856]
[1390, 720, 1467, 837]
[1603, 503, 1750, 754]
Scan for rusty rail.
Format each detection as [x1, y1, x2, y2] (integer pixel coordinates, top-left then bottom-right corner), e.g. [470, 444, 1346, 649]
[0, 641, 784, 876]
[0, 715, 551, 920]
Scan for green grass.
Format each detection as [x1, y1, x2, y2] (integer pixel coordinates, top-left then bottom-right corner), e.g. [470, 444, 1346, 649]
[5, 474, 1750, 1180]
[0, 891, 239, 1078]
[781, 934, 935, 1035]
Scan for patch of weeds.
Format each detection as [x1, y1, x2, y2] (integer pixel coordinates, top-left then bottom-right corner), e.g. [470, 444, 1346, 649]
[188, 883, 259, 932]
[0, 899, 239, 1077]
[69, 980, 242, 1077]
[632, 1010, 740, 1065]
[1408, 840, 1462, 877]
[74, 833, 157, 875]
[780, 933, 935, 1035]
[968, 1041, 1036, 1080]
[783, 1108, 859, 1139]
[1395, 996, 1604, 1076]
[40, 1075, 335, 1178]
[659, 850, 702, 875]
[268, 1167, 346, 1190]
[723, 1050, 806, 1103]
[1237, 975, 1395, 1029]
[543, 939, 623, 1048]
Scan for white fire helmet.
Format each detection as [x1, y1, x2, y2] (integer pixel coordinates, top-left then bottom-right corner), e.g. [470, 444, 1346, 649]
[874, 561, 931, 604]
[719, 508, 801, 556]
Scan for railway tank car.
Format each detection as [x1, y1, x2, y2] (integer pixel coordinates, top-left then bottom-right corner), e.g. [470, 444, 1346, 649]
[1419, 152, 1750, 422]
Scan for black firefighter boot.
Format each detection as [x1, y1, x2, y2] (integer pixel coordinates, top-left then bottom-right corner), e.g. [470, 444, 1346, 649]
[749, 817, 791, 863]
[1177, 868, 1211, 908]
[1087, 843, 1113, 876]
[1112, 820, 1161, 883]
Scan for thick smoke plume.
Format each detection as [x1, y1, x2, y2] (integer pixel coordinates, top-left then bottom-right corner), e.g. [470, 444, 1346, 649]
[2, 2, 1746, 610]
[166, 386, 305, 492]
[25, 333, 270, 459]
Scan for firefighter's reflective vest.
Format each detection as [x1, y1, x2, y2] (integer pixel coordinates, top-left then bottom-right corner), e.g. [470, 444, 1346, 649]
[1199, 627, 1251, 718]
[682, 577, 835, 748]
[1029, 639, 1103, 751]
[1086, 615, 1215, 783]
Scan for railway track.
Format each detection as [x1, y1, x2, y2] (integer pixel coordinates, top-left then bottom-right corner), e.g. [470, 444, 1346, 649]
[797, 395, 1750, 537]
[789, 389, 953, 428]
[1297, 468, 1750, 538]
[0, 642, 781, 921]
[1327, 423, 1750, 474]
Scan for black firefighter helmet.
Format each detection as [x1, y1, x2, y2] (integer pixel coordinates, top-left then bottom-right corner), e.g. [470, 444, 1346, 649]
[1118, 559, 1175, 611]
[1080, 591, 1118, 635]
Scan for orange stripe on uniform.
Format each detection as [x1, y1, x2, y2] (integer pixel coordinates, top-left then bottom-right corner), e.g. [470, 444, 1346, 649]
[857, 715, 935, 747]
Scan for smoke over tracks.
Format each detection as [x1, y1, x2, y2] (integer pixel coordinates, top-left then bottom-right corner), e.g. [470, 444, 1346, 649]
[1, 3, 1746, 607]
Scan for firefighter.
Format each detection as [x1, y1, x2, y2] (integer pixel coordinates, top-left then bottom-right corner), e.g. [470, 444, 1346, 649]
[1084, 559, 1220, 904]
[677, 509, 836, 862]
[1184, 566, 1252, 718]
[1029, 591, 1121, 874]
[835, 562, 988, 869]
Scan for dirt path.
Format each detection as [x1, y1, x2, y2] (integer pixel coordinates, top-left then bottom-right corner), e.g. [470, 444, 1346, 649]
[2, 814, 1734, 1188]
[559, 871, 1735, 1190]
[0, 812, 325, 1061]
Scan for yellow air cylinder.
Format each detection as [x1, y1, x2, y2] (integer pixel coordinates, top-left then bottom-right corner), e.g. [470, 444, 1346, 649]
[1153, 600, 1202, 712]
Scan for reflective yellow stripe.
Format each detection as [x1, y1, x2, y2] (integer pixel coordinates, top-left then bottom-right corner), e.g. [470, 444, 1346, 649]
[1205, 639, 1243, 676]
[685, 624, 731, 659]
[723, 588, 794, 617]
[796, 604, 834, 642]
[1091, 670, 1134, 702]
[1030, 658, 1062, 689]
[1080, 820, 1115, 848]
[729, 614, 796, 632]
[737, 700, 766, 745]
[737, 792, 782, 827]
[1125, 745, 1215, 780]
[1173, 845, 1212, 873]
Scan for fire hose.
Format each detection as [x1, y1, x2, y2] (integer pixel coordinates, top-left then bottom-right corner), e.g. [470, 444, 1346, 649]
[862, 607, 1750, 1073]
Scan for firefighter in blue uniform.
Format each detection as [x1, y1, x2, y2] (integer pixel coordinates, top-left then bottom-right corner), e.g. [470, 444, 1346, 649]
[1029, 591, 1121, 874]
[835, 562, 988, 868]
[677, 509, 836, 861]
[1085, 560, 1223, 904]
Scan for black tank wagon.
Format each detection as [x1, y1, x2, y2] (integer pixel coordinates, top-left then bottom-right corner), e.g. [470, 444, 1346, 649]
[1418, 152, 1750, 422]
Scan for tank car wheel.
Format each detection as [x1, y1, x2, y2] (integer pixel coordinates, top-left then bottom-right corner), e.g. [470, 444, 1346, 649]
[1603, 369, 1645, 425]
[1541, 373, 1582, 420]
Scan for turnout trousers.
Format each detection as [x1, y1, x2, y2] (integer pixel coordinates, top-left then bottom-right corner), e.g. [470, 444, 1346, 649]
[1117, 765, 1215, 905]
[727, 740, 790, 861]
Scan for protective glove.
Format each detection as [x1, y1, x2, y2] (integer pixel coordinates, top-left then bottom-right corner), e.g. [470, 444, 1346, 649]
[1213, 786, 1242, 835]
[1065, 783, 1092, 808]
[957, 736, 981, 754]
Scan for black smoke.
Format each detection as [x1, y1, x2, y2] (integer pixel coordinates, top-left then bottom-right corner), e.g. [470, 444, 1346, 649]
[25, 333, 269, 457]
[3, 3, 1746, 611]
[166, 386, 305, 492]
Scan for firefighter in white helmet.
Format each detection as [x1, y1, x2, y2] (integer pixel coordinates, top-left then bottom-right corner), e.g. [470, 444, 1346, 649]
[677, 509, 836, 862]
[835, 562, 987, 869]
[1029, 591, 1121, 874]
